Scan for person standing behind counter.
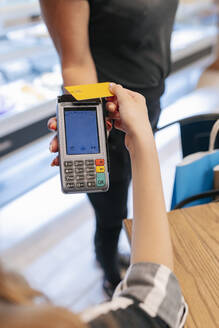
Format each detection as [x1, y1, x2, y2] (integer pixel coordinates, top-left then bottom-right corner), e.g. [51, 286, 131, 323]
[40, 0, 179, 296]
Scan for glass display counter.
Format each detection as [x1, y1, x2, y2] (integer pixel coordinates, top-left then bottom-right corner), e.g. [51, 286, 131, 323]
[0, 19, 61, 156]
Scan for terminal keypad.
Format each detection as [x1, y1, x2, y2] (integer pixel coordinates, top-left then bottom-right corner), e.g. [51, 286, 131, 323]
[64, 159, 106, 191]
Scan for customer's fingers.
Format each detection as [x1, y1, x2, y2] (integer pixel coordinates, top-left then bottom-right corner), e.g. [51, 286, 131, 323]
[106, 95, 116, 102]
[108, 111, 120, 120]
[109, 83, 145, 105]
[106, 101, 118, 113]
[49, 135, 59, 153]
[122, 87, 147, 106]
[48, 117, 57, 131]
[109, 83, 130, 105]
[114, 119, 124, 132]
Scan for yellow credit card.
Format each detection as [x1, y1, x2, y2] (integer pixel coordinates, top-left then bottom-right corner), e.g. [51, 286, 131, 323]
[65, 82, 113, 100]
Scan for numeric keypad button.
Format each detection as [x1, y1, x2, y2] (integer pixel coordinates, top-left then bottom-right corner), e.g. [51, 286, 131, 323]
[64, 161, 73, 167]
[75, 167, 84, 174]
[87, 174, 95, 180]
[86, 167, 95, 173]
[74, 160, 84, 166]
[87, 182, 96, 188]
[76, 182, 85, 188]
[66, 183, 75, 189]
[65, 175, 74, 182]
[76, 175, 85, 181]
[65, 168, 73, 174]
[85, 160, 94, 166]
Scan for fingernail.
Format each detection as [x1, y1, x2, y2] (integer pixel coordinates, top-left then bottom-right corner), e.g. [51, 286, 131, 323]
[51, 158, 58, 167]
[109, 82, 115, 91]
[106, 121, 112, 129]
[54, 158, 59, 166]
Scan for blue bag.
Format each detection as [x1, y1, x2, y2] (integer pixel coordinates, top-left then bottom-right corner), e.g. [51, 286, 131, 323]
[171, 120, 219, 209]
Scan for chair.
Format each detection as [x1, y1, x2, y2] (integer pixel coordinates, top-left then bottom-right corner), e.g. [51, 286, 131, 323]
[156, 113, 219, 157]
[173, 188, 219, 209]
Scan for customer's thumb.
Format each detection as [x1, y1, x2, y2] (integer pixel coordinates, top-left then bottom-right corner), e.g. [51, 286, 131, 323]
[109, 83, 127, 105]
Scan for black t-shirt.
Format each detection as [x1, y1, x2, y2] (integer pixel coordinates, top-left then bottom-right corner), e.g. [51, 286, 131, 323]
[88, 0, 178, 100]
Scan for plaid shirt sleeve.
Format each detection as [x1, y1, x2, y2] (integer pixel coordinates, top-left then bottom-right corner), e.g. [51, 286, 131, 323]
[81, 263, 188, 328]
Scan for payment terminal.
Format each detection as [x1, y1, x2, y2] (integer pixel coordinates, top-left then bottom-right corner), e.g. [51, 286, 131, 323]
[57, 95, 109, 194]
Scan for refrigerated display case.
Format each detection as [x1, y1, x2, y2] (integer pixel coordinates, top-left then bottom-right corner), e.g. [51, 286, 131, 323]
[0, 2, 61, 156]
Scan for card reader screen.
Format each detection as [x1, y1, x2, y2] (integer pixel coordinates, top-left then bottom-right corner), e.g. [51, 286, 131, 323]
[64, 107, 100, 155]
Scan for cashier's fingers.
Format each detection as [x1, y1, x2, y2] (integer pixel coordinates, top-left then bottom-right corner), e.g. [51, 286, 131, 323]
[49, 135, 59, 153]
[48, 117, 57, 131]
[106, 119, 113, 132]
[51, 156, 59, 167]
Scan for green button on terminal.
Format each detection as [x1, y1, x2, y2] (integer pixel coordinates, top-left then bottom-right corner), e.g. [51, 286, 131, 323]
[96, 173, 106, 187]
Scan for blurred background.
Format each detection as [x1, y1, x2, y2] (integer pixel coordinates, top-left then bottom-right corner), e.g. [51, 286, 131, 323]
[0, 0, 219, 311]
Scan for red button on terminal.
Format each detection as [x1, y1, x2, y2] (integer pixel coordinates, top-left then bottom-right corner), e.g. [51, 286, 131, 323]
[96, 159, 105, 166]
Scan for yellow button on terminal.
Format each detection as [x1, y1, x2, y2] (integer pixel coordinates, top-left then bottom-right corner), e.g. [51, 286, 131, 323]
[96, 166, 105, 173]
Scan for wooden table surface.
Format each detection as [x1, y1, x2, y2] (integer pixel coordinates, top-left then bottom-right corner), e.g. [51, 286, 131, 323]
[123, 203, 219, 328]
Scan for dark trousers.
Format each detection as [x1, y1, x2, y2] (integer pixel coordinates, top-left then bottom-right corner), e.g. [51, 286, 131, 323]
[88, 96, 161, 285]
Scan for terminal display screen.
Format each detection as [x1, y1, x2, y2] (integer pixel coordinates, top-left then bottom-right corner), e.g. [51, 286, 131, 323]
[64, 107, 100, 155]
